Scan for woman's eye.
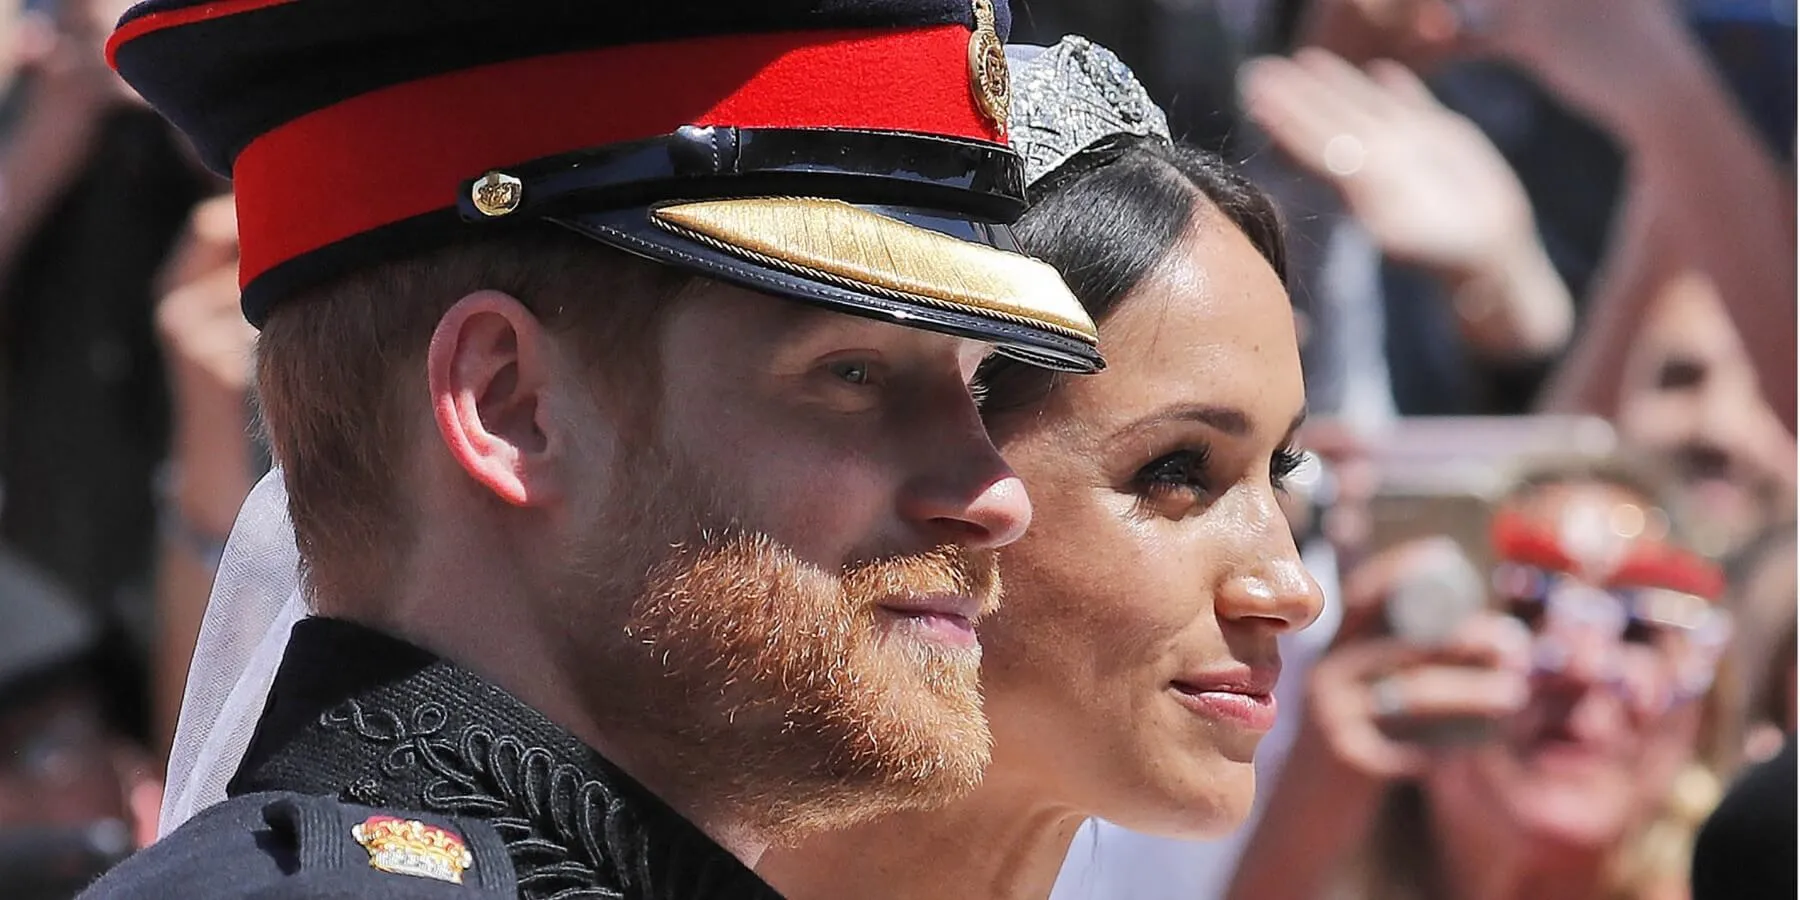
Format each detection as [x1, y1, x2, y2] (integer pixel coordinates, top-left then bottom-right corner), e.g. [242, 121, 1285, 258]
[1135, 449, 1211, 497]
[1621, 617, 1660, 645]
[1271, 445, 1307, 492]
[1504, 595, 1547, 631]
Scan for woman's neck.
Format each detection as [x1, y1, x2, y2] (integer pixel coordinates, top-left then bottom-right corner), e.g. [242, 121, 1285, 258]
[755, 767, 1086, 900]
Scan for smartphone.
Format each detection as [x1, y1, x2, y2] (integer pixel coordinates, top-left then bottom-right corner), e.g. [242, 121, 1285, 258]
[1383, 537, 1489, 646]
[1364, 414, 1617, 563]
[1378, 539, 1502, 747]
[1370, 529, 1506, 747]
[1366, 415, 1617, 477]
[1365, 483, 1497, 573]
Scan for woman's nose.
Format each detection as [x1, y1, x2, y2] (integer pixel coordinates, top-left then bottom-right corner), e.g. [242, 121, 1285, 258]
[1217, 515, 1326, 633]
[1536, 625, 1617, 686]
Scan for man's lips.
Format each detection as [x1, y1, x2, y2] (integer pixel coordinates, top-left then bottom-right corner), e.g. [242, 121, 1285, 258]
[876, 594, 981, 648]
[877, 593, 983, 620]
[1170, 664, 1283, 732]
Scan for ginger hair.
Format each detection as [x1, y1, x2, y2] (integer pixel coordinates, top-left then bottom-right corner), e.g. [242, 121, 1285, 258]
[253, 226, 689, 609]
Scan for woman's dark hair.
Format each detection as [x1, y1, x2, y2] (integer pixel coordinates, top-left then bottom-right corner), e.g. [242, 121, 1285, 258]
[978, 132, 1287, 417]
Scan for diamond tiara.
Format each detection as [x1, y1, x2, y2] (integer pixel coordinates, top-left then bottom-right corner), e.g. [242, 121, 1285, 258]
[1006, 36, 1173, 187]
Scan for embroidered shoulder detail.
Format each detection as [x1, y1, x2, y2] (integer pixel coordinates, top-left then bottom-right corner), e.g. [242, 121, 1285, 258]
[323, 698, 657, 898]
[234, 619, 780, 900]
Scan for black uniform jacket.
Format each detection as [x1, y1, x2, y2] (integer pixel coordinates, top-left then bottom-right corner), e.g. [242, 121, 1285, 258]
[80, 618, 785, 899]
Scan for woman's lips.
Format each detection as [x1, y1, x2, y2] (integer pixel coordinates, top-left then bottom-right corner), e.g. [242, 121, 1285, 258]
[1170, 666, 1282, 732]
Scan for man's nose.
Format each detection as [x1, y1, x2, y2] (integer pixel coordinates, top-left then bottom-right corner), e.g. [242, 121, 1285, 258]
[895, 397, 1033, 550]
[899, 465, 1033, 551]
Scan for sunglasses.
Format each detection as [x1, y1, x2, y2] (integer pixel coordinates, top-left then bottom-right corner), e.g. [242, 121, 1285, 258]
[1490, 510, 1732, 710]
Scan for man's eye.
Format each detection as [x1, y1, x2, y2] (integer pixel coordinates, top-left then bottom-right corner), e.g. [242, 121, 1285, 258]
[830, 361, 873, 385]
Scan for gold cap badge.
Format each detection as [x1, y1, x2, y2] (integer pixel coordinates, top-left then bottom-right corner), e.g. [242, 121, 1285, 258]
[471, 171, 524, 217]
[352, 816, 475, 884]
[968, 0, 1009, 131]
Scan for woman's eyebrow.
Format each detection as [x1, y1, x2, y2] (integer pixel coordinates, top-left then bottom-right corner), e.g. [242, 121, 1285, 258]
[1111, 405, 1308, 443]
[1113, 404, 1252, 440]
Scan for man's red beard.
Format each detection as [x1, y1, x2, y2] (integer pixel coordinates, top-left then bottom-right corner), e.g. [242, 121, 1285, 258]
[559, 454, 1001, 841]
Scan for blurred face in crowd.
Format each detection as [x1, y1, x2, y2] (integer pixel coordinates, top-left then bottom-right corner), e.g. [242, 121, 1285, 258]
[1424, 480, 1718, 852]
[528, 282, 1028, 834]
[0, 686, 134, 829]
[975, 206, 1324, 838]
[1616, 278, 1797, 557]
[0, 681, 161, 897]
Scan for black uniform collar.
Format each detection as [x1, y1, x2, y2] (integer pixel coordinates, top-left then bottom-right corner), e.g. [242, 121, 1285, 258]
[230, 617, 783, 900]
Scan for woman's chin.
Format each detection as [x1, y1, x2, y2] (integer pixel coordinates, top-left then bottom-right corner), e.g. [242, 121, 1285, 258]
[1509, 802, 1631, 853]
[1113, 757, 1257, 840]
[1484, 778, 1635, 853]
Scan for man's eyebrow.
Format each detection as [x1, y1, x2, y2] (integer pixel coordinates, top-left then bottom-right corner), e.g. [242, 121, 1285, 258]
[759, 307, 870, 362]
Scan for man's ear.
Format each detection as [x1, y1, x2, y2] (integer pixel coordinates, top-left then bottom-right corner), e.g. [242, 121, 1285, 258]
[427, 290, 565, 507]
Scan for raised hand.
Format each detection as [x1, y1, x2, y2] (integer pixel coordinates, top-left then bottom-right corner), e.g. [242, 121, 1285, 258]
[155, 194, 257, 538]
[1243, 48, 1574, 358]
[1243, 48, 1535, 279]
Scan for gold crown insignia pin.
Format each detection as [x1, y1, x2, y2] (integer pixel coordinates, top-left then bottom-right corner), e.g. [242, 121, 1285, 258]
[352, 815, 476, 885]
[968, 0, 1009, 131]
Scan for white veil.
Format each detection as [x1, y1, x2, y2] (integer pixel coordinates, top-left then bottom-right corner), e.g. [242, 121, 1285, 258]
[158, 467, 306, 836]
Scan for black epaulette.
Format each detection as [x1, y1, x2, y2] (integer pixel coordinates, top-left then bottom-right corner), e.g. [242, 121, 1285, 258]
[78, 792, 517, 899]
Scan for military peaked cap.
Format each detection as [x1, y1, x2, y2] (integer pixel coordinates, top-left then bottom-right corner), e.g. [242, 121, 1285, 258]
[107, 0, 1102, 372]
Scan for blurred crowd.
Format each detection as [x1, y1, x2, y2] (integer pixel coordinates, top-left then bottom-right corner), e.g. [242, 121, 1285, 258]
[0, 0, 1792, 898]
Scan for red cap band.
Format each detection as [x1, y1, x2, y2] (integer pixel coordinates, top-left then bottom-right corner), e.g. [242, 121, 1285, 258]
[123, 23, 1001, 289]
